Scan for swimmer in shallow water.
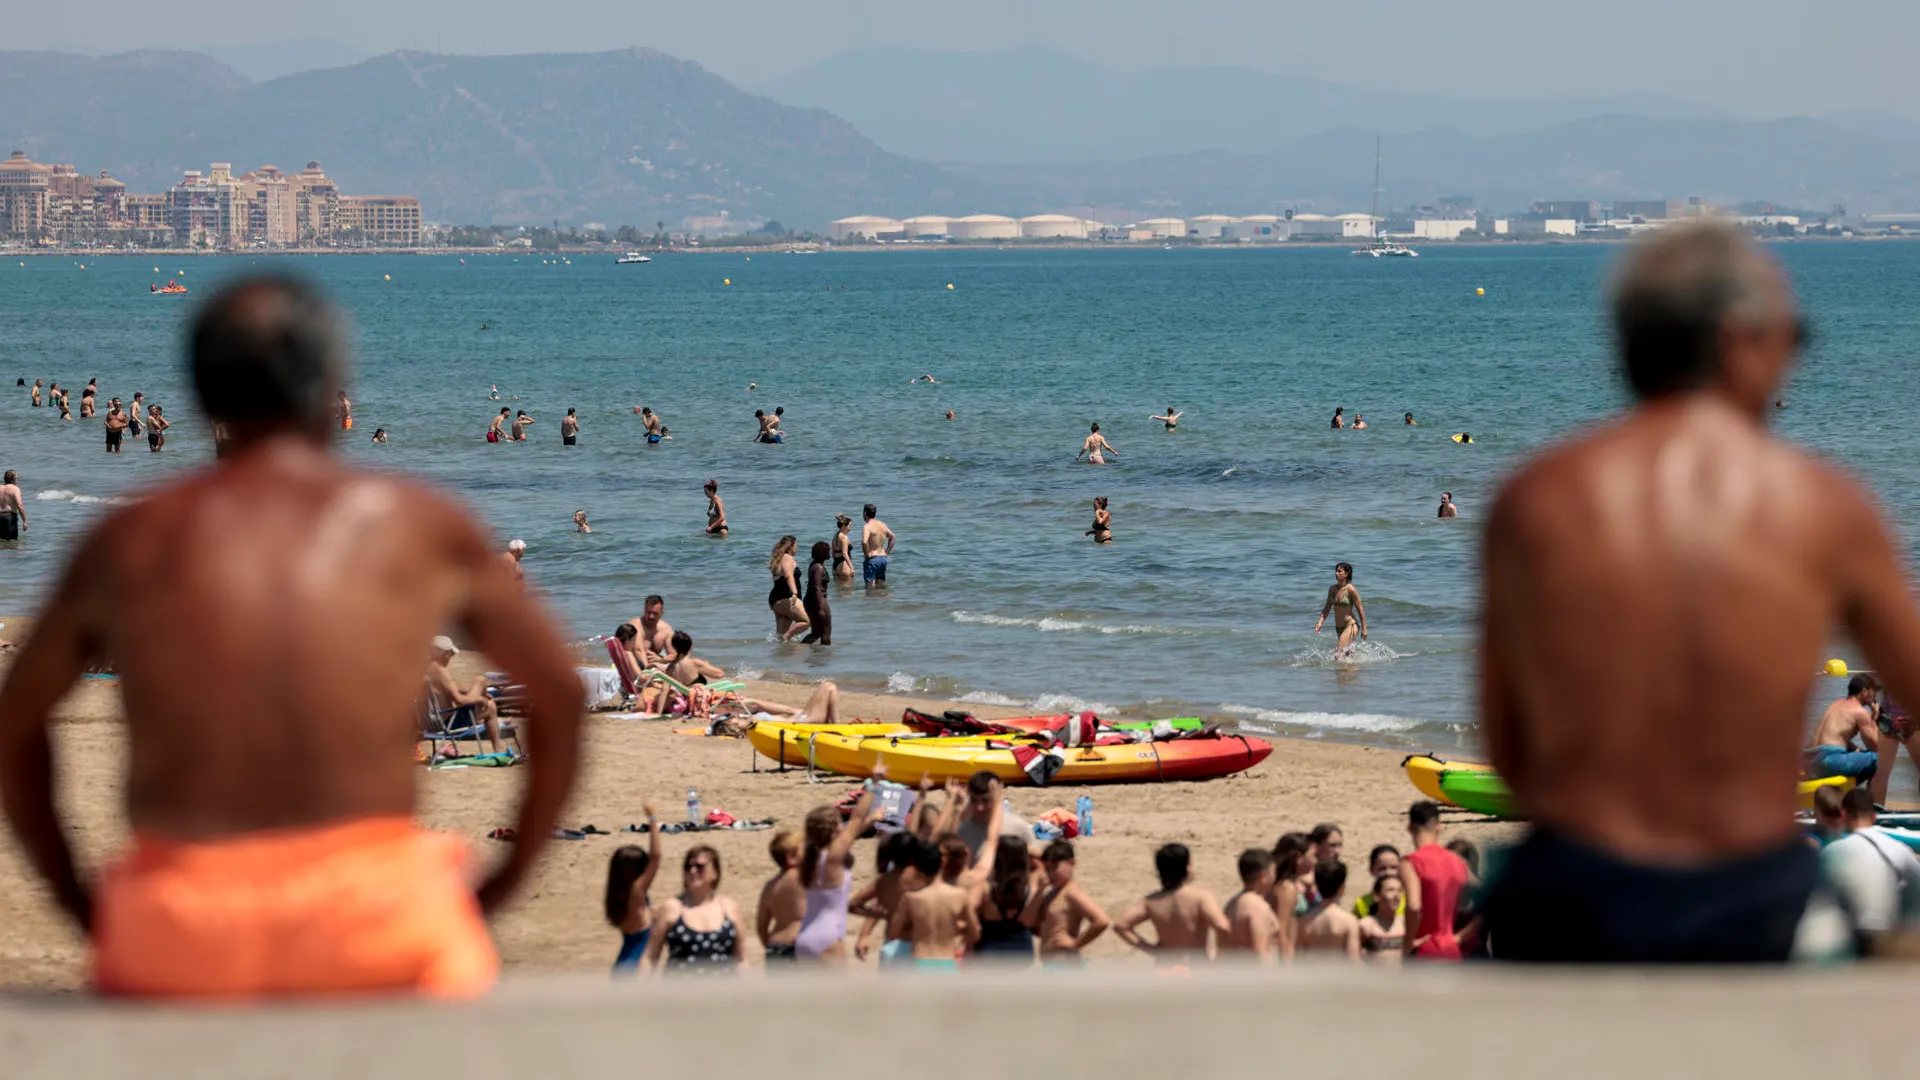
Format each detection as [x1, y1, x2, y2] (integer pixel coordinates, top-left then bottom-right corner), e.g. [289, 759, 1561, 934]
[1437, 492, 1457, 519]
[1331, 407, 1345, 430]
[705, 480, 728, 536]
[574, 510, 593, 533]
[1404, 412, 1417, 426]
[1314, 562, 1368, 659]
[1084, 497, 1112, 545]
[945, 409, 955, 422]
[1076, 423, 1118, 465]
[369, 427, 387, 444]
[1149, 407, 1182, 432]
[1451, 432, 1473, 444]
[1353, 414, 1368, 430]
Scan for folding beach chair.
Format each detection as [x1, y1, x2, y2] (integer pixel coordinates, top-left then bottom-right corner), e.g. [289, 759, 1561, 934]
[604, 638, 664, 713]
[645, 668, 749, 716]
[421, 680, 521, 760]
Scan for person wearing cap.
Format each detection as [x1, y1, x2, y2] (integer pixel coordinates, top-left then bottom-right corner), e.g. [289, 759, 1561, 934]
[501, 539, 526, 585]
[427, 635, 507, 756]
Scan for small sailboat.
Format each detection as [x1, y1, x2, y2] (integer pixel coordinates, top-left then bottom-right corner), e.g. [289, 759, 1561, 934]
[1352, 137, 1417, 258]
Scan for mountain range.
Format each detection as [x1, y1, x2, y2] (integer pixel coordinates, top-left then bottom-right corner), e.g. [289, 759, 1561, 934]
[756, 46, 1733, 165]
[2, 46, 1918, 227]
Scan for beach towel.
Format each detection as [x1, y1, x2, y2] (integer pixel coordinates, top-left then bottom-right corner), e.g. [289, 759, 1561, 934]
[1037, 807, 1081, 839]
[93, 817, 497, 999]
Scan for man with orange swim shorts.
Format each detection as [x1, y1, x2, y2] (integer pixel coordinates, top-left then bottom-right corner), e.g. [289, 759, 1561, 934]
[0, 276, 584, 999]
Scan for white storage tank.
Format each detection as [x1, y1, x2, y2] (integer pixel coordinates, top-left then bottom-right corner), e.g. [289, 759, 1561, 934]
[901, 216, 951, 238]
[1131, 217, 1187, 240]
[1018, 214, 1088, 239]
[828, 216, 904, 241]
[1186, 214, 1238, 239]
[948, 214, 1021, 240]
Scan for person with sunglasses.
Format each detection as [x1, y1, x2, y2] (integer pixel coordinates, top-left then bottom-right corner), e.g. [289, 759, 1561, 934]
[1477, 221, 1920, 964]
[644, 845, 745, 975]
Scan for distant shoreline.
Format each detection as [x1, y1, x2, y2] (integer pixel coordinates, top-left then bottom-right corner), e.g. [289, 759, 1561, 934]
[3, 233, 1900, 259]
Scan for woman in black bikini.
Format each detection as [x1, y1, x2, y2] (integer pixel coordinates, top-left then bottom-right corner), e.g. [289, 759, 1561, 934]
[1084, 496, 1112, 545]
[642, 845, 744, 975]
[767, 535, 811, 641]
[800, 540, 833, 645]
[832, 514, 855, 583]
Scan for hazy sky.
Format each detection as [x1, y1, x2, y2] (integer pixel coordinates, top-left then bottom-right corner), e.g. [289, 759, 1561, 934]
[19, 0, 1915, 117]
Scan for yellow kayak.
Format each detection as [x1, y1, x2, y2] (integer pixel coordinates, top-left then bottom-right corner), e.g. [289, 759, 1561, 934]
[1400, 753, 1851, 812]
[792, 728, 1272, 786]
[748, 722, 909, 768]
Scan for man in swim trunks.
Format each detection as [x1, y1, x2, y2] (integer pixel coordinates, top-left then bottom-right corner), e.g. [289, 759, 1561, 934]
[147, 405, 169, 452]
[861, 503, 894, 587]
[487, 408, 508, 443]
[1113, 843, 1230, 966]
[1477, 222, 1920, 964]
[103, 398, 128, 454]
[427, 636, 510, 756]
[560, 408, 578, 446]
[0, 470, 25, 542]
[0, 276, 585, 998]
[127, 392, 146, 439]
[641, 407, 663, 440]
[1805, 675, 1882, 784]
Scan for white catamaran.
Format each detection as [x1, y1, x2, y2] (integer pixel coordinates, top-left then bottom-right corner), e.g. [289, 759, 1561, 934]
[1352, 137, 1417, 258]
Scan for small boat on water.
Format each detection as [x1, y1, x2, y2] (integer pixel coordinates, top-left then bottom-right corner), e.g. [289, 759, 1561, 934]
[151, 280, 188, 294]
[616, 252, 652, 264]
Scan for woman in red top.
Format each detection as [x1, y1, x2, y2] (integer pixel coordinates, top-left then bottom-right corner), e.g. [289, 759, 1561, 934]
[1400, 800, 1468, 960]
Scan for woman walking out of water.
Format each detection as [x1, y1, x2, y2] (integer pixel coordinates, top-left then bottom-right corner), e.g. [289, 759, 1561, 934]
[767, 535, 811, 641]
[831, 514, 855, 583]
[1085, 496, 1112, 545]
[800, 541, 833, 645]
[704, 480, 727, 536]
[1076, 423, 1118, 465]
[1314, 562, 1368, 658]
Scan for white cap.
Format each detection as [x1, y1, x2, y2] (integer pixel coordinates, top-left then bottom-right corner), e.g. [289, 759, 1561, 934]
[507, 539, 526, 553]
[431, 635, 460, 656]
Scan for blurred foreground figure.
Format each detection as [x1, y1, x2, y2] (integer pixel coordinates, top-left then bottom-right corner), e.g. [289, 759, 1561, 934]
[1478, 222, 1920, 962]
[0, 277, 584, 997]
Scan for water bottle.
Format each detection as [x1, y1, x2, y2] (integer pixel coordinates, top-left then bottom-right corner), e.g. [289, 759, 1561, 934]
[1076, 794, 1094, 838]
[686, 787, 701, 826]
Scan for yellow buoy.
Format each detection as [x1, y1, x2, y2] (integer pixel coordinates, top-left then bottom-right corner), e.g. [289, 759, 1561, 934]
[724, 278, 732, 286]
[384, 274, 391, 281]
[1825, 659, 1850, 678]
[746, 257, 751, 262]
[1476, 287, 1486, 296]
[153, 267, 160, 272]
[946, 283, 955, 290]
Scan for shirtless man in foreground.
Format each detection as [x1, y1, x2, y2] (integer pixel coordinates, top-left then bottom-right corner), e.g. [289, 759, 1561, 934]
[1222, 848, 1280, 964]
[0, 277, 585, 998]
[1113, 843, 1231, 966]
[1804, 675, 1882, 785]
[1478, 222, 1920, 963]
[1032, 839, 1112, 966]
[625, 595, 675, 668]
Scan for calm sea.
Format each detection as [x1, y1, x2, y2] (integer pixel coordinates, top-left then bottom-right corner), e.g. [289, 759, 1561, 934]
[1, 242, 1913, 755]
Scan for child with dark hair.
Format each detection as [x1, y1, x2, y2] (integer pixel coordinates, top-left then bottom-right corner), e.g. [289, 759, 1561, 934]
[604, 801, 660, 974]
[1114, 843, 1229, 965]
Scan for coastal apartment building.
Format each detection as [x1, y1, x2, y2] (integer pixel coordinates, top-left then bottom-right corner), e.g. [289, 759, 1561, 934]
[0, 151, 420, 248]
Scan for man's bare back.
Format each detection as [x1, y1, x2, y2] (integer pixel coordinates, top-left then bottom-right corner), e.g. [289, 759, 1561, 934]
[1810, 692, 1877, 752]
[899, 878, 974, 958]
[1223, 890, 1279, 959]
[1120, 885, 1228, 961]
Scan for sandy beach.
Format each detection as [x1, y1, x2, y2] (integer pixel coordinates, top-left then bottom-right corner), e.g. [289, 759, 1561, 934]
[0, 616, 1518, 990]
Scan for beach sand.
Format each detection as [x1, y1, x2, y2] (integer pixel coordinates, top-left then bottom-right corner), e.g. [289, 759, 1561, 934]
[0, 623, 1518, 991]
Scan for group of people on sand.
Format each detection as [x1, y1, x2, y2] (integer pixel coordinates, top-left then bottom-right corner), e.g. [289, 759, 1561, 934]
[607, 595, 845, 722]
[603, 781, 1483, 973]
[20, 378, 171, 452]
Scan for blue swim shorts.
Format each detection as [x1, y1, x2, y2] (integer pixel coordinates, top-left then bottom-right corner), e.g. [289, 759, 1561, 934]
[1803, 745, 1878, 782]
[863, 554, 888, 584]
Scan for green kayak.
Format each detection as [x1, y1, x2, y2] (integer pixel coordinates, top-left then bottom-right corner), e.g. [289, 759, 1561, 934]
[1436, 768, 1522, 818]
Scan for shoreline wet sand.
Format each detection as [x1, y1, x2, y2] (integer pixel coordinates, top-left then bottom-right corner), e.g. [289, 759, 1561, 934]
[0, 617, 1519, 990]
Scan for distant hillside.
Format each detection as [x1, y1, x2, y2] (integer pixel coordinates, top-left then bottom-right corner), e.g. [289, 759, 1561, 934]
[758, 46, 1731, 164]
[198, 38, 372, 83]
[954, 118, 1920, 217]
[0, 48, 997, 226]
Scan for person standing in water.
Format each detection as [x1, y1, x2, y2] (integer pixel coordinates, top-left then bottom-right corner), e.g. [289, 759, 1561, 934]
[861, 504, 895, 587]
[1148, 407, 1182, 432]
[511, 410, 534, 442]
[487, 408, 509, 443]
[1330, 407, 1345, 430]
[704, 480, 727, 536]
[337, 390, 352, 431]
[832, 514, 855, 583]
[1404, 412, 1417, 426]
[146, 405, 169, 452]
[1314, 562, 1368, 658]
[103, 399, 129, 454]
[1084, 496, 1112, 545]
[560, 408, 579, 447]
[800, 541, 833, 645]
[767, 536, 811, 642]
[30, 380, 42, 407]
[573, 510, 593, 534]
[1076, 423, 1118, 465]
[0, 470, 26, 542]
[1353, 414, 1368, 430]
[1438, 493, 1458, 518]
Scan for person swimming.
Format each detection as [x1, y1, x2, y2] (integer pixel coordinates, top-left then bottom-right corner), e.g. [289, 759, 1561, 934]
[1331, 407, 1346, 430]
[1452, 432, 1473, 444]
[1149, 407, 1182, 432]
[1404, 412, 1417, 426]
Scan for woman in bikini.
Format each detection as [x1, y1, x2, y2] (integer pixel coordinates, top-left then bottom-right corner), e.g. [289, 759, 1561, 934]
[643, 845, 744, 975]
[1314, 562, 1367, 659]
[1357, 873, 1406, 965]
[1084, 496, 1112, 545]
[1075, 423, 1117, 465]
[604, 801, 661, 974]
[1148, 406, 1182, 432]
[1267, 832, 1316, 960]
[767, 535, 811, 642]
[832, 514, 855, 583]
[704, 480, 728, 536]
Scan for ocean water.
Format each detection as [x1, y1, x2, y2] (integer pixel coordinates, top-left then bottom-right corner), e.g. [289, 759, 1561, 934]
[2, 242, 1914, 755]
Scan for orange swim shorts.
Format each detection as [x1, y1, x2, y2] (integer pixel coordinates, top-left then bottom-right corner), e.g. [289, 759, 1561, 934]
[93, 816, 498, 999]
